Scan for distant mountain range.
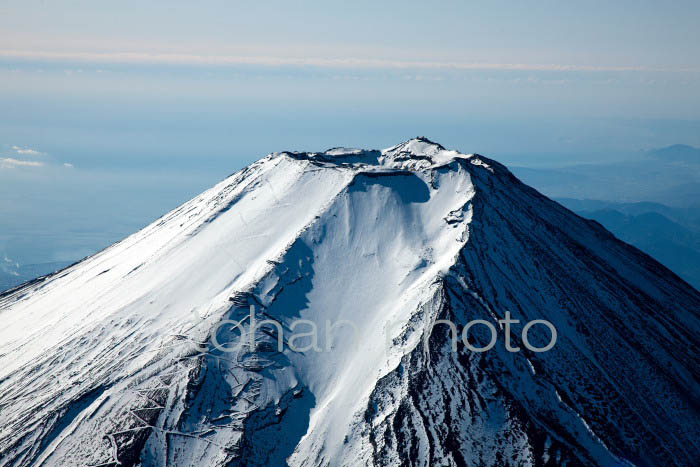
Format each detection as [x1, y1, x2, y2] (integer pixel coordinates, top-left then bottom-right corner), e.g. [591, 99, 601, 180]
[512, 144, 700, 208]
[556, 199, 700, 289]
[650, 144, 700, 162]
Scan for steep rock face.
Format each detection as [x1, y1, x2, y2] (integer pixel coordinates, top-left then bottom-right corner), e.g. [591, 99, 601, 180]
[0, 138, 698, 467]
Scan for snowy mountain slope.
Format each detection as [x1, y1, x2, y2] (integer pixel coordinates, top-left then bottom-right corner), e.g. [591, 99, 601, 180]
[0, 138, 698, 466]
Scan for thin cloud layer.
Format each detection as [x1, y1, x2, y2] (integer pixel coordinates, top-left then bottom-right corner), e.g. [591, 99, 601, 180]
[11, 145, 45, 156]
[0, 157, 44, 168]
[1, 49, 697, 73]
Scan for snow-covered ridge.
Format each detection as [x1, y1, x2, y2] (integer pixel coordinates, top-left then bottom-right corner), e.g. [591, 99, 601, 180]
[277, 136, 490, 172]
[0, 138, 698, 467]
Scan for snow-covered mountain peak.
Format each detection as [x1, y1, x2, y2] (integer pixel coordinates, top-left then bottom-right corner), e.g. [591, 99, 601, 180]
[0, 139, 698, 467]
[277, 137, 481, 172]
[383, 136, 446, 157]
[379, 136, 467, 170]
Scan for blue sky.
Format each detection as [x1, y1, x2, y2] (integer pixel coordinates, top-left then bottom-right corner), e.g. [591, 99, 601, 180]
[1, 0, 700, 265]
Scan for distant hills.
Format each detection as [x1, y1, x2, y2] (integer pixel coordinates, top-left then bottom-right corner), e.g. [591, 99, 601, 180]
[650, 144, 700, 162]
[512, 144, 700, 208]
[556, 198, 700, 289]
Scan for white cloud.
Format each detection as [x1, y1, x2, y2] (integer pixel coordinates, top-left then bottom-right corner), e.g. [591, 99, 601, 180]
[11, 145, 46, 156]
[0, 157, 44, 168]
[63, 162, 74, 168]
